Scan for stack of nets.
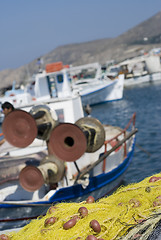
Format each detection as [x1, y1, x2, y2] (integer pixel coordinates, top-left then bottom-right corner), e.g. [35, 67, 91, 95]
[3, 173, 161, 240]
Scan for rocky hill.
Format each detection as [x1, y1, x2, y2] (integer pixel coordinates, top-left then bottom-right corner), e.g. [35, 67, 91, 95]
[1, 10, 161, 90]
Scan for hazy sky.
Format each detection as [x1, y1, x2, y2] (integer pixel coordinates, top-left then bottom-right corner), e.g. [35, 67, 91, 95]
[1, 0, 161, 71]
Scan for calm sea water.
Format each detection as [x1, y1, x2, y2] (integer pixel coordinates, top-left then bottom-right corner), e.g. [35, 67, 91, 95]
[91, 81, 161, 185]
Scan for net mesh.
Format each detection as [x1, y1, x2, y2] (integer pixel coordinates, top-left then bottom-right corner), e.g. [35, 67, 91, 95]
[6, 173, 161, 240]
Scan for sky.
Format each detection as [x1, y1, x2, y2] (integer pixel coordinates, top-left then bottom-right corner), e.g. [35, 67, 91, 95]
[1, 0, 161, 71]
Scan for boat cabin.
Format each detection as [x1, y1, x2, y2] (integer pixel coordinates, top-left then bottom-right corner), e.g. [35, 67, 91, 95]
[24, 62, 84, 124]
[31, 64, 72, 101]
[119, 55, 161, 79]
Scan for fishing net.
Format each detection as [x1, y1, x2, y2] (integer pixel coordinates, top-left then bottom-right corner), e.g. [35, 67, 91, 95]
[5, 173, 161, 240]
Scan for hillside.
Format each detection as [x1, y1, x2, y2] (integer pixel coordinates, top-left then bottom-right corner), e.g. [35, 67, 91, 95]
[1, 10, 161, 89]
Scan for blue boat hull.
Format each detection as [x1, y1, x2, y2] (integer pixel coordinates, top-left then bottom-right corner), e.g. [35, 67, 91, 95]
[0, 137, 135, 231]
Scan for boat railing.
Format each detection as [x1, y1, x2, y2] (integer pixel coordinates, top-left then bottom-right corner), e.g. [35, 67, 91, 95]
[75, 114, 137, 182]
[104, 112, 136, 158]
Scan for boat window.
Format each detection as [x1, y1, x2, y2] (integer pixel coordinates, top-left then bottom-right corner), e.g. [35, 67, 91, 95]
[82, 69, 96, 79]
[68, 73, 72, 83]
[110, 67, 120, 73]
[55, 109, 64, 122]
[46, 75, 57, 97]
[57, 74, 64, 83]
[75, 81, 88, 85]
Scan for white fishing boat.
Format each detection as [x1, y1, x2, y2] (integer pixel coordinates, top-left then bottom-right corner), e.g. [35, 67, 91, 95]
[0, 81, 33, 109]
[69, 63, 124, 106]
[0, 62, 124, 120]
[119, 54, 161, 87]
[0, 64, 137, 231]
[0, 62, 82, 123]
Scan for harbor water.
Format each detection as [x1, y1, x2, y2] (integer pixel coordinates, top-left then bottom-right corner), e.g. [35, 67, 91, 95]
[91, 81, 161, 185]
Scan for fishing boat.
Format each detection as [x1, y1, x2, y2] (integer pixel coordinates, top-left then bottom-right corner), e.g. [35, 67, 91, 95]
[0, 64, 137, 231]
[119, 54, 161, 87]
[0, 62, 82, 124]
[0, 81, 33, 109]
[69, 62, 124, 106]
[0, 62, 124, 118]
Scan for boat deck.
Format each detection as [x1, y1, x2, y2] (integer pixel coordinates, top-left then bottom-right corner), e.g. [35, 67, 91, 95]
[104, 125, 123, 140]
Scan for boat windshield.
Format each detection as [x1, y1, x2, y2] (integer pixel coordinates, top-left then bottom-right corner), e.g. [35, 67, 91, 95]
[71, 68, 97, 81]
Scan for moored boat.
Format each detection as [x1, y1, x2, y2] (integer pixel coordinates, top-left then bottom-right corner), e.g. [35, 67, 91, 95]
[69, 62, 124, 106]
[119, 54, 161, 87]
[0, 64, 137, 231]
[0, 61, 124, 127]
[0, 108, 137, 230]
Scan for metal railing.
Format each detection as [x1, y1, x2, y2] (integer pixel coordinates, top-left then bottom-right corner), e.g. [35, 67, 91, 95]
[76, 113, 137, 181]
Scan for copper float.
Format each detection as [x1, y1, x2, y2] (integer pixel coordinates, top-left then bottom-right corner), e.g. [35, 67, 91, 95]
[48, 123, 87, 162]
[2, 110, 37, 148]
[19, 165, 44, 192]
